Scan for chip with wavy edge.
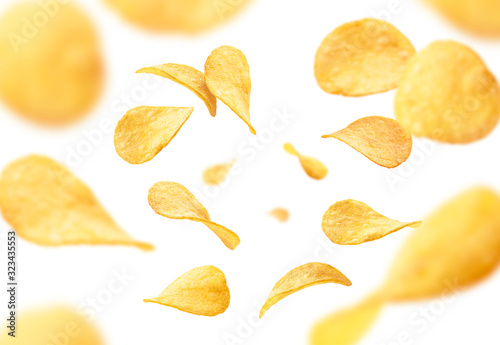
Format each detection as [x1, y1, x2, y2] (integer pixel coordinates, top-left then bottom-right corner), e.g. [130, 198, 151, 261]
[284, 143, 328, 180]
[269, 208, 290, 222]
[202, 160, 236, 186]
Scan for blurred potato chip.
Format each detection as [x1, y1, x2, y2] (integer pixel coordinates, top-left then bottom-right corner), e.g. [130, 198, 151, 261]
[148, 181, 240, 250]
[0, 155, 153, 251]
[395, 41, 500, 143]
[205, 45, 255, 134]
[259, 262, 351, 318]
[144, 265, 230, 316]
[0, 2, 103, 125]
[314, 18, 415, 96]
[114, 106, 193, 164]
[322, 116, 412, 168]
[269, 208, 290, 222]
[284, 143, 328, 180]
[202, 160, 235, 186]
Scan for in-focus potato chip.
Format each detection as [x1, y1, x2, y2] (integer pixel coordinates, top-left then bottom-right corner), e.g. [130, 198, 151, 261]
[314, 18, 415, 96]
[202, 160, 235, 186]
[284, 143, 328, 180]
[0, 2, 103, 125]
[0, 155, 153, 251]
[269, 208, 290, 222]
[395, 41, 500, 143]
[259, 262, 351, 318]
[322, 116, 412, 168]
[114, 106, 193, 164]
[148, 181, 240, 250]
[144, 265, 230, 316]
[137, 63, 216, 116]
[322, 199, 421, 245]
[205, 46, 255, 134]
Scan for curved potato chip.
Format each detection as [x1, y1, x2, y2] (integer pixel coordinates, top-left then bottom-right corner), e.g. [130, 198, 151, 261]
[137, 63, 216, 116]
[395, 41, 500, 143]
[0, 155, 153, 251]
[269, 208, 290, 222]
[314, 18, 415, 96]
[148, 181, 240, 250]
[284, 143, 328, 180]
[202, 160, 235, 186]
[114, 106, 193, 164]
[259, 262, 351, 318]
[205, 46, 255, 134]
[322, 199, 422, 245]
[322, 116, 412, 168]
[144, 265, 230, 316]
[0, 2, 103, 125]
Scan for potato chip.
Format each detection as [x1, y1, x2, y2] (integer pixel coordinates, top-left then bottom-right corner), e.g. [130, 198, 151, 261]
[259, 262, 351, 318]
[148, 181, 240, 250]
[0, 2, 103, 125]
[0, 155, 153, 251]
[322, 116, 412, 168]
[269, 208, 290, 222]
[202, 160, 235, 186]
[395, 41, 500, 143]
[314, 18, 415, 96]
[284, 143, 328, 180]
[322, 199, 422, 245]
[137, 63, 216, 117]
[205, 46, 255, 134]
[144, 265, 230, 316]
[114, 106, 193, 164]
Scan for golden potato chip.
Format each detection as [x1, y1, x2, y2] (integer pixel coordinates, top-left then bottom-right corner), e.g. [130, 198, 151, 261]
[114, 106, 193, 164]
[259, 262, 351, 318]
[148, 181, 240, 250]
[137, 63, 216, 117]
[322, 199, 422, 245]
[395, 41, 500, 143]
[284, 143, 328, 180]
[205, 46, 255, 134]
[322, 116, 412, 168]
[269, 208, 290, 222]
[0, 155, 153, 251]
[0, 2, 103, 125]
[202, 160, 235, 186]
[144, 265, 230, 316]
[314, 18, 415, 96]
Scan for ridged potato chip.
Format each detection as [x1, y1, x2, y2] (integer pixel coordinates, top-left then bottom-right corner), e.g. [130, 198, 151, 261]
[322, 116, 412, 168]
[269, 208, 290, 222]
[322, 199, 422, 245]
[314, 18, 415, 96]
[205, 46, 255, 134]
[395, 41, 500, 143]
[259, 262, 351, 318]
[284, 143, 328, 180]
[0, 155, 153, 251]
[144, 265, 230, 316]
[137, 63, 216, 116]
[114, 106, 193, 164]
[202, 160, 235, 186]
[148, 181, 240, 250]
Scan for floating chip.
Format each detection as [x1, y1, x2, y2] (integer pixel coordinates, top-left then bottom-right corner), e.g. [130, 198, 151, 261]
[202, 160, 235, 186]
[114, 106, 193, 164]
[144, 265, 230, 316]
[259, 262, 351, 318]
[205, 46, 255, 134]
[322, 116, 412, 168]
[137, 63, 216, 117]
[322, 199, 421, 245]
[148, 181, 240, 250]
[314, 18, 415, 96]
[284, 143, 328, 180]
[269, 208, 290, 222]
[395, 41, 500, 143]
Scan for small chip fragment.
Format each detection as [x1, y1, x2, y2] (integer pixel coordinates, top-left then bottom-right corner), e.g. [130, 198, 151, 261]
[202, 160, 235, 186]
[284, 143, 328, 180]
[259, 262, 351, 318]
[322, 116, 412, 168]
[269, 208, 290, 222]
[114, 106, 193, 164]
[144, 265, 230, 316]
[148, 181, 240, 250]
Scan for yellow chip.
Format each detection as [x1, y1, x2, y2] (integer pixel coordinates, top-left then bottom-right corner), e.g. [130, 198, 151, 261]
[114, 106, 193, 164]
[395, 41, 500, 144]
[322, 199, 421, 245]
[284, 143, 328, 180]
[269, 208, 290, 222]
[202, 160, 235, 186]
[148, 181, 240, 250]
[144, 265, 230, 316]
[314, 18, 415, 96]
[259, 262, 351, 318]
[137, 63, 216, 117]
[322, 116, 412, 168]
[0, 2, 103, 125]
[205, 45, 255, 134]
[0, 155, 153, 251]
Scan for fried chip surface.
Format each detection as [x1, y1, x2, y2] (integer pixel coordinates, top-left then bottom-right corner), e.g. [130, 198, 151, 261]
[284, 143, 328, 180]
[269, 208, 290, 222]
[202, 160, 235, 186]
